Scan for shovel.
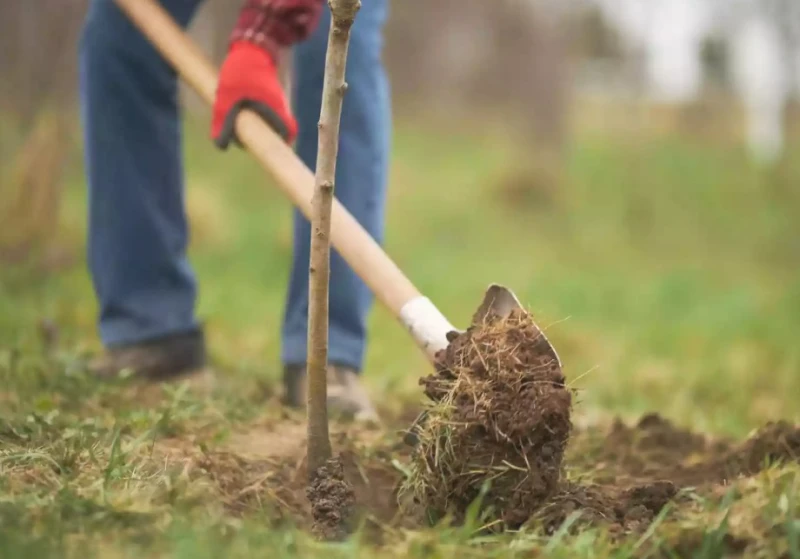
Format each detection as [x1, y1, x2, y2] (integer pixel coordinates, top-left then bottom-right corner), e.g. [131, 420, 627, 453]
[112, 0, 560, 440]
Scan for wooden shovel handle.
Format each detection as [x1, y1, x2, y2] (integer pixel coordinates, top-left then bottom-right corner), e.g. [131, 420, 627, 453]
[113, 0, 421, 317]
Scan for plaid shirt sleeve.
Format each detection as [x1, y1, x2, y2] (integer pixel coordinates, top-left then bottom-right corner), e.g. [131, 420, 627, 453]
[230, 0, 325, 59]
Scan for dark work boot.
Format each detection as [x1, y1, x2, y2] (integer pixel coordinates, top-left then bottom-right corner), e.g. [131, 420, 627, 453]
[87, 328, 211, 385]
[283, 364, 380, 425]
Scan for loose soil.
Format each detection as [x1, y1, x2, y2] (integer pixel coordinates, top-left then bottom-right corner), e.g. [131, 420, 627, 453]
[539, 414, 800, 536]
[160, 411, 799, 539]
[151, 309, 800, 547]
[156, 407, 800, 550]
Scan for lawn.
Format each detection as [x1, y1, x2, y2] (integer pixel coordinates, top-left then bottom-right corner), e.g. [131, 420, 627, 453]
[1, 108, 799, 558]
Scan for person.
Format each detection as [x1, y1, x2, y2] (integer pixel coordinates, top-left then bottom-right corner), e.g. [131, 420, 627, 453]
[77, 0, 391, 422]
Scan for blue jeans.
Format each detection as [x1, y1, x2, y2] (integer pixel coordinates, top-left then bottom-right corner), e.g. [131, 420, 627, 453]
[78, 0, 391, 372]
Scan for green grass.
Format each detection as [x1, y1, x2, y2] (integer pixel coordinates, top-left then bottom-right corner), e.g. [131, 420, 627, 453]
[1, 109, 799, 557]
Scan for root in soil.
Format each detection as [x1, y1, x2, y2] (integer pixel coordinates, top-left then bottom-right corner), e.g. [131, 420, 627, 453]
[306, 455, 357, 541]
[400, 307, 573, 529]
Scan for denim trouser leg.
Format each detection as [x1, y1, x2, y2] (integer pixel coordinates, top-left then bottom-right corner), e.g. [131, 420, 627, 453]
[79, 0, 205, 347]
[281, 0, 391, 372]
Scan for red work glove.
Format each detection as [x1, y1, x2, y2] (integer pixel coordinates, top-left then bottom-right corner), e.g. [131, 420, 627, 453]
[211, 41, 298, 148]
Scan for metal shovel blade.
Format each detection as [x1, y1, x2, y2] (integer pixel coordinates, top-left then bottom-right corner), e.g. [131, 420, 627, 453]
[471, 283, 525, 324]
[401, 284, 561, 447]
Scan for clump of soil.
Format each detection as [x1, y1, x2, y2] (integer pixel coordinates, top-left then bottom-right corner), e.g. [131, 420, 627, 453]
[532, 415, 800, 536]
[568, 413, 800, 490]
[306, 455, 357, 541]
[531, 479, 679, 536]
[401, 308, 573, 529]
[565, 412, 733, 484]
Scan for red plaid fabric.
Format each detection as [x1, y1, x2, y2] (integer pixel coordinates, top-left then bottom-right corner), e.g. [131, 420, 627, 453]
[230, 0, 325, 60]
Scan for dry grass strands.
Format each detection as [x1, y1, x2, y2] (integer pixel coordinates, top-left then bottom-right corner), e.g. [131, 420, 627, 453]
[401, 308, 573, 529]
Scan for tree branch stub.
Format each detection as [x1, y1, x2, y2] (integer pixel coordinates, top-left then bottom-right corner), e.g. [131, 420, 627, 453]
[329, 0, 360, 27]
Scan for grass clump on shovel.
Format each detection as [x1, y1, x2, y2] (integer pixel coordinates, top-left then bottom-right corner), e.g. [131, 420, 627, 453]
[401, 307, 573, 530]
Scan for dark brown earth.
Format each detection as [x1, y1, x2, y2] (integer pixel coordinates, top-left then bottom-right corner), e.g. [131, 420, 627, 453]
[181, 410, 799, 539]
[529, 414, 800, 538]
[164, 405, 800, 551]
[306, 455, 357, 541]
[155, 303, 800, 549]
[405, 308, 574, 529]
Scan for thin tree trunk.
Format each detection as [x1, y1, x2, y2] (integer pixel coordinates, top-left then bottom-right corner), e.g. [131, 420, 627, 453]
[306, 0, 361, 480]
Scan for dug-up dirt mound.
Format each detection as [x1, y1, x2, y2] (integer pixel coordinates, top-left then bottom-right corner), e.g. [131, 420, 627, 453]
[400, 308, 574, 529]
[536, 414, 800, 537]
[169, 409, 800, 545]
[152, 304, 800, 548]
[154, 401, 800, 555]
